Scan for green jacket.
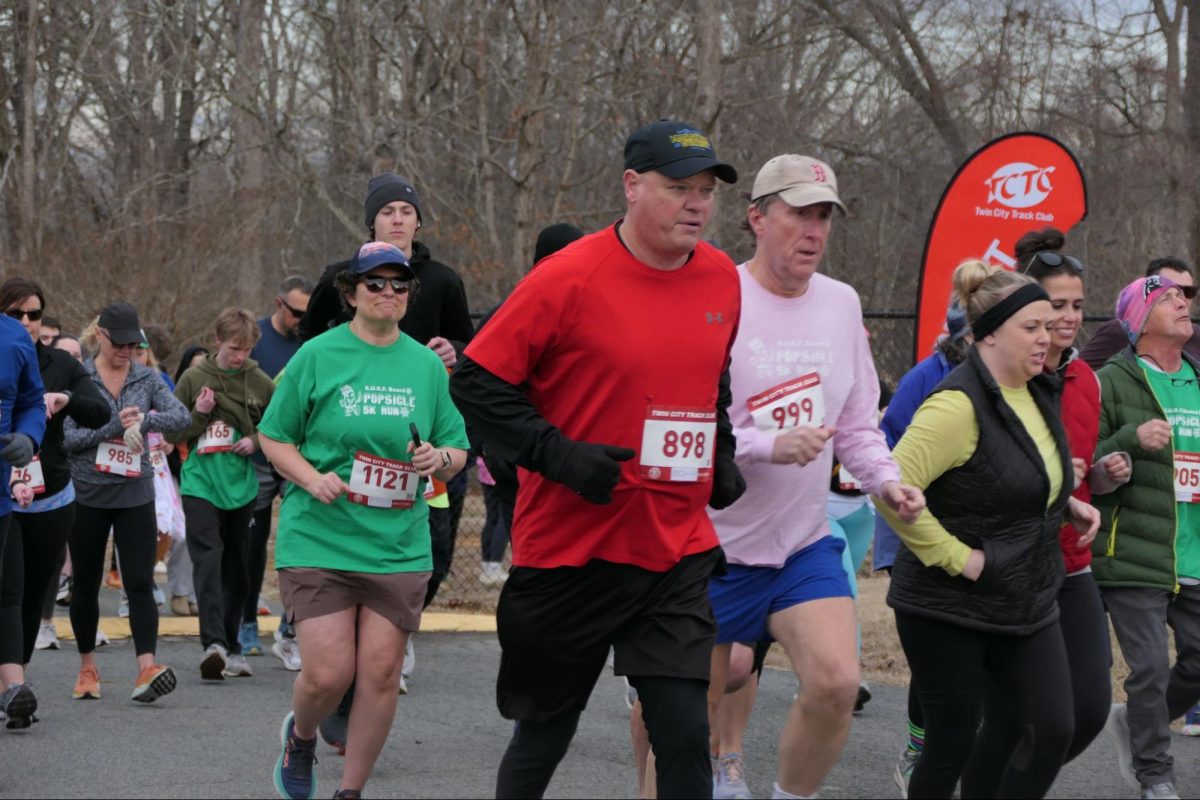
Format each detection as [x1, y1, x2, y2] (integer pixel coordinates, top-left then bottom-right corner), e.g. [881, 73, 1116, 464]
[1091, 347, 1200, 591]
[169, 355, 276, 447]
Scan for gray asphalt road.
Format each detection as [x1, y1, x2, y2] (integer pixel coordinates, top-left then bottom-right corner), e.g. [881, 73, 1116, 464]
[1, 632, 1195, 799]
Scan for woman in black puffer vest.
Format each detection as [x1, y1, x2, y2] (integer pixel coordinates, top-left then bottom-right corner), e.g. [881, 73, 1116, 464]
[875, 260, 1101, 799]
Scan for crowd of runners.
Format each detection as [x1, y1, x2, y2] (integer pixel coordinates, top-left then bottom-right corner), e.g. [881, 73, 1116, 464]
[1, 118, 1200, 800]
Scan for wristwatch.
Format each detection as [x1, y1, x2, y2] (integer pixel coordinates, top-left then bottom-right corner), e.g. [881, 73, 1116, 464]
[439, 449, 452, 470]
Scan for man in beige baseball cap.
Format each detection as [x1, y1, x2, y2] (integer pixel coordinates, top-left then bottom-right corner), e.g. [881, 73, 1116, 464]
[750, 154, 847, 215]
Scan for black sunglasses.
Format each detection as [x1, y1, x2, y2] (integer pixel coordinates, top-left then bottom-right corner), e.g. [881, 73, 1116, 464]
[277, 297, 306, 317]
[5, 307, 43, 322]
[1023, 251, 1084, 276]
[361, 276, 412, 294]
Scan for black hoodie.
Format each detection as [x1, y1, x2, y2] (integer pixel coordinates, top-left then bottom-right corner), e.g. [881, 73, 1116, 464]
[28, 343, 112, 497]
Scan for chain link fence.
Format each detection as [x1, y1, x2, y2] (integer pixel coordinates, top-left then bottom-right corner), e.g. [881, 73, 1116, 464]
[426, 311, 1120, 611]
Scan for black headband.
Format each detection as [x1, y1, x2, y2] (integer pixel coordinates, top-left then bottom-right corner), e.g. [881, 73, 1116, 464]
[971, 283, 1050, 341]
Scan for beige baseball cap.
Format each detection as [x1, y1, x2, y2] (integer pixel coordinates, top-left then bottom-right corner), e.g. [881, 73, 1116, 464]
[751, 154, 846, 214]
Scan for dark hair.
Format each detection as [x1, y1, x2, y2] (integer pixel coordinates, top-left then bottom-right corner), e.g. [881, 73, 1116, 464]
[1012, 227, 1065, 266]
[278, 275, 315, 295]
[1147, 257, 1193, 278]
[0, 277, 46, 313]
[173, 344, 210, 385]
[142, 324, 173, 362]
[739, 192, 782, 236]
[42, 316, 62, 330]
[51, 333, 79, 346]
[936, 333, 970, 365]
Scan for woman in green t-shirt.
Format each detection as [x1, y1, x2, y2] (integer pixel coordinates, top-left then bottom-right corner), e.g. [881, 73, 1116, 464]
[259, 242, 468, 800]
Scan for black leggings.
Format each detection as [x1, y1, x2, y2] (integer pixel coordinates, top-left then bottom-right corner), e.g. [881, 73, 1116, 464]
[243, 503, 273, 623]
[425, 506, 457, 609]
[495, 675, 709, 800]
[70, 502, 159, 656]
[0, 504, 73, 665]
[960, 572, 1111, 798]
[895, 610, 1074, 800]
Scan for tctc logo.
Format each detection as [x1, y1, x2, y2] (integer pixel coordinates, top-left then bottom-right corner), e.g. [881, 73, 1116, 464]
[984, 162, 1055, 209]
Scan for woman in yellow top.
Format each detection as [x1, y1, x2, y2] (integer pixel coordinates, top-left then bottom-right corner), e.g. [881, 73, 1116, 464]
[875, 261, 1099, 799]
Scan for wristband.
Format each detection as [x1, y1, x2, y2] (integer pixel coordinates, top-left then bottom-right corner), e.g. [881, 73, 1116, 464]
[439, 449, 452, 470]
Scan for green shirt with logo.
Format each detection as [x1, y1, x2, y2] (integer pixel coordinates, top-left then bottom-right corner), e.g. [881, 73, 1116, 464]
[257, 324, 469, 574]
[1141, 357, 1200, 581]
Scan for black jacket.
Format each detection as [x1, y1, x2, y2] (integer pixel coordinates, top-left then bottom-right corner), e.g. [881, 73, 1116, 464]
[887, 347, 1073, 635]
[31, 343, 111, 497]
[299, 241, 474, 354]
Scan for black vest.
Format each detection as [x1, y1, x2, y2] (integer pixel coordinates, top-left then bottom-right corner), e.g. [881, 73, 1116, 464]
[887, 348, 1072, 635]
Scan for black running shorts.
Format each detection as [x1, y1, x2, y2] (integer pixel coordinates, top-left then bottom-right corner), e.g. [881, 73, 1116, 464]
[495, 547, 724, 721]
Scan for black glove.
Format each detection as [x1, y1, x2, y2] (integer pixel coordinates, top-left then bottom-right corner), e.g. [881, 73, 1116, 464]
[709, 458, 746, 510]
[543, 439, 636, 504]
[0, 433, 35, 468]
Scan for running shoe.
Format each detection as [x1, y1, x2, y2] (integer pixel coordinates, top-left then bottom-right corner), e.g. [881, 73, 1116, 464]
[398, 674, 408, 695]
[272, 630, 302, 672]
[713, 752, 751, 800]
[274, 711, 318, 800]
[0, 683, 37, 730]
[258, 596, 272, 616]
[131, 663, 177, 703]
[95, 628, 109, 647]
[224, 653, 253, 678]
[201, 643, 229, 681]
[239, 621, 264, 656]
[1142, 782, 1181, 799]
[319, 691, 351, 756]
[154, 560, 167, 576]
[1180, 702, 1200, 736]
[402, 637, 415, 679]
[104, 569, 122, 590]
[332, 791, 360, 799]
[622, 676, 637, 711]
[1104, 703, 1139, 790]
[152, 585, 166, 610]
[55, 574, 72, 606]
[894, 747, 919, 799]
[479, 561, 510, 586]
[118, 596, 130, 618]
[854, 680, 873, 714]
[73, 665, 101, 700]
[34, 623, 59, 651]
[170, 595, 191, 616]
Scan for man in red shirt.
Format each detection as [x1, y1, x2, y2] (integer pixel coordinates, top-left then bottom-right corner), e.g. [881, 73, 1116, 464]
[452, 119, 745, 799]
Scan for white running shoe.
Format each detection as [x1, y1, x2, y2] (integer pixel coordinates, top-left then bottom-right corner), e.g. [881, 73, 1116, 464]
[200, 643, 228, 681]
[95, 628, 109, 647]
[152, 585, 166, 610]
[713, 752, 751, 800]
[272, 630, 301, 672]
[1105, 703, 1139, 790]
[479, 562, 510, 586]
[223, 653, 253, 677]
[153, 560, 167, 576]
[894, 747, 919, 799]
[118, 596, 130, 618]
[34, 623, 59, 651]
[1142, 782, 1181, 800]
[402, 636, 415, 679]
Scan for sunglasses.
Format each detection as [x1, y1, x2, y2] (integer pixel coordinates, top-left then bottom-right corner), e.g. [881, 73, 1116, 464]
[277, 297, 306, 317]
[361, 276, 412, 294]
[1023, 251, 1084, 276]
[5, 307, 43, 322]
[98, 329, 141, 350]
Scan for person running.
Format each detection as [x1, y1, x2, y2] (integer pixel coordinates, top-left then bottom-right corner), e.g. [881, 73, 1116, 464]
[260, 242, 468, 800]
[62, 302, 190, 703]
[959, 239, 1132, 797]
[1095, 274, 1200, 800]
[877, 260, 1101, 799]
[170, 308, 276, 681]
[245, 277, 312, 665]
[701, 155, 923, 800]
[1080, 258, 1200, 370]
[0, 279, 109, 728]
[452, 119, 745, 799]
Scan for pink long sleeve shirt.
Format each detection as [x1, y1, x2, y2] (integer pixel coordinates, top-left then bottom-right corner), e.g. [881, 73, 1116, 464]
[708, 265, 900, 567]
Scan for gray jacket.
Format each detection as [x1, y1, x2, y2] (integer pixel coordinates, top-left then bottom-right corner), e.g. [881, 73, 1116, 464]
[63, 360, 190, 488]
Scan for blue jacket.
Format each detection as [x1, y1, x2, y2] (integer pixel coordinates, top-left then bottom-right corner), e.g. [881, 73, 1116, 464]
[873, 350, 954, 570]
[1, 316, 47, 515]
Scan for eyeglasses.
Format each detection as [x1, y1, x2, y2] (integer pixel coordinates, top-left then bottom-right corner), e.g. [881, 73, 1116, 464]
[361, 277, 412, 294]
[5, 307, 43, 322]
[277, 297, 306, 317]
[1023, 251, 1084, 276]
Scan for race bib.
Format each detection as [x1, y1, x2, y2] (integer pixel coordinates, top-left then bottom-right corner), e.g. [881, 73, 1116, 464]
[1175, 452, 1200, 503]
[12, 455, 46, 495]
[837, 463, 863, 493]
[95, 440, 141, 478]
[639, 406, 715, 483]
[347, 451, 420, 509]
[197, 422, 237, 455]
[747, 373, 826, 432]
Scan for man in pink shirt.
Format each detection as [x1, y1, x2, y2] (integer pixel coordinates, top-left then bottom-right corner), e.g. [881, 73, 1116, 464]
[707, 155, 924, 800]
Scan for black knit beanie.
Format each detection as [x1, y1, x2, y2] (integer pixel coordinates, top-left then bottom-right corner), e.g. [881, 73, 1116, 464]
[532, 223, 584, 266]
[364, 173, 423, 229]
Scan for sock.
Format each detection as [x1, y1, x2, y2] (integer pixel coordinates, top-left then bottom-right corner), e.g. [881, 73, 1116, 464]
[906, 719, 925, 753]
[771, 782, 815, 799]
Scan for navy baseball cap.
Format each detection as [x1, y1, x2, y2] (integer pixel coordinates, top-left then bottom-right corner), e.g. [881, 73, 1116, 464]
[98, 303, 148, 347]
[624, 120, 738, 184]
[350, 242, 416, 279]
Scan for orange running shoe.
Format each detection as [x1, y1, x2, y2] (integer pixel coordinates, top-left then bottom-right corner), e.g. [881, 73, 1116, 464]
[73, 665, 101, 700]
[104, 569, 123, 590]
[131, 663, 176, 703]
